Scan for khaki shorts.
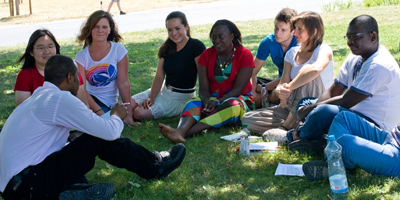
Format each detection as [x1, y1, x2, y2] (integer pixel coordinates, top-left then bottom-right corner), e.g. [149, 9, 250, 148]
[242, 75, 325, 134]
[131, 86, 196, 119]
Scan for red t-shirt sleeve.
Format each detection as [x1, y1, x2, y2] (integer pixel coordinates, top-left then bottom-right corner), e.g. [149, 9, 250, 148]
[198, 48, 211, 67]
[14, 68, 44, 93]
[14, 69, 32, 92]
[79, 73, 84, 85]
[238, 48, 255, 69]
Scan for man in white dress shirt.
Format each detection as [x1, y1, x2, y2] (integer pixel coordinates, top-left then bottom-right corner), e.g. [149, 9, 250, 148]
[0, 55, 186, 200]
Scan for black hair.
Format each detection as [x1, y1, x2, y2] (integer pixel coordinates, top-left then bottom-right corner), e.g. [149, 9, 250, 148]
[44, 55, 77, 86]
[158, 11, 191, 58]
[17, 29, 61, 69]
[209, 19, 242, 47]
[349, 15, 379, 41]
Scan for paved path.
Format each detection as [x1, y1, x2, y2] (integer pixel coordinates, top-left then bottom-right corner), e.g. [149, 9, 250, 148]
[0, 0, 336, 47]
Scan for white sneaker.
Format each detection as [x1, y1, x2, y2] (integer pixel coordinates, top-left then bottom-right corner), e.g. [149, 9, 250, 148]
[263, 128, 288, 145]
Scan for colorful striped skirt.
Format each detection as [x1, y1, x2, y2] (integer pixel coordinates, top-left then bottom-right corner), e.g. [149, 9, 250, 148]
[180, 95, 253, 128]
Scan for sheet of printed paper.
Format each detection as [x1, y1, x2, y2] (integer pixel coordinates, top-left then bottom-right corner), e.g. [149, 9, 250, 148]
[220, 133, 261, 142]
[249, 142, 279, 151]
[274, 163, 305, 177]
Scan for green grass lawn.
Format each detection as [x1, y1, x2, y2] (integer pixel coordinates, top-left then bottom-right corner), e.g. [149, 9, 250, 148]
[1, 5, 400, 200]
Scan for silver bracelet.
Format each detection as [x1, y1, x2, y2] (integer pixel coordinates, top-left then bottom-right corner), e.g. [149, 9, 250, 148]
[214, 99, 220, 106]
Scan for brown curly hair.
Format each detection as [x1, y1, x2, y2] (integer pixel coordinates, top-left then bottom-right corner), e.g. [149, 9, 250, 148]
[77, 10, 123, 48]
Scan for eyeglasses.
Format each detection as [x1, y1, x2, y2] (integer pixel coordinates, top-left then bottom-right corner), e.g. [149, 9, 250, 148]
[343, 32, 371, 41]
[34, 44, 56, 52]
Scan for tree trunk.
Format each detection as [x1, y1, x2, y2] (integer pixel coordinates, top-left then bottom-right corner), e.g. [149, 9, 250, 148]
[9, 0, 14, 16]
[15, 0, 19, 15]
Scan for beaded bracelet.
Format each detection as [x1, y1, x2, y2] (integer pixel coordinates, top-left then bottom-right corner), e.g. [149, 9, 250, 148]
[214, 99, 220, 106]
[95, 109, 103, 113]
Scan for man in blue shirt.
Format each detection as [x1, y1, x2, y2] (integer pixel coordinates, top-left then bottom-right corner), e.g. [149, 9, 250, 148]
[252, 8, 298, 107]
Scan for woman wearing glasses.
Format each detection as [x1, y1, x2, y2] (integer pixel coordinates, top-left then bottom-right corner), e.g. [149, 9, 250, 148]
[244, 11, 334, 143]
[14, 29, 87, 106]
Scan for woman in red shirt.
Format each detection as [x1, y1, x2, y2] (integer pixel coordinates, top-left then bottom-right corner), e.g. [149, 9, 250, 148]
[14, 29, 87, 107]
[159, 19, 254, 143]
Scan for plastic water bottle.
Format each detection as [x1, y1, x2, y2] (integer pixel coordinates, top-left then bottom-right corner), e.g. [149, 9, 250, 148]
[325, 135, 348, 200]
[239, 124, 250, 156]
[261, 84, 269, 108]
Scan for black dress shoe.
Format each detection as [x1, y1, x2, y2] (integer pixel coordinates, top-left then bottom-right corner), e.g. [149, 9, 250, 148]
[68, 130, 84, 142]
[302, 160, 328, 181]
[289, 137, 327, 155]
[59, 183, 114, 200]
[153, 143, 186, 180]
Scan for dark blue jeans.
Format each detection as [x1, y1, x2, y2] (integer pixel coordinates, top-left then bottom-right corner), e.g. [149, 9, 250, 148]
[91, 95, 111, 113]
[287, 102, 378, 143]
[329, 111, 400, 176]
[298, 104, 348, 141]
[287, 103, 349, 143]
[2, 134, 159, 200]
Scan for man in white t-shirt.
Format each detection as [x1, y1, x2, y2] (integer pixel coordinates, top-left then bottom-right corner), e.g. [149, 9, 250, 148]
[286, 15, 400, 153]
[0, 55, 186, 200]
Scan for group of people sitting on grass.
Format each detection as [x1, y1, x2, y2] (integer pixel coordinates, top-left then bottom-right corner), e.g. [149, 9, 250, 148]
[1, 7, 399, 199]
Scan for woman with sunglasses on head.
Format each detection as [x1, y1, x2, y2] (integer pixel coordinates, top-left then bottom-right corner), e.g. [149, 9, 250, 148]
[250, 11, 334, 144]
[14, 29, 88, 107]
[130, 11, 205, 121]
[76, 10, 136, 125]
[159, 19, 254, 143]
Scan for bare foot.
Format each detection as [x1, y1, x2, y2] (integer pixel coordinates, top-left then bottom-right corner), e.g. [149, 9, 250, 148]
[158, 123, 186, 143]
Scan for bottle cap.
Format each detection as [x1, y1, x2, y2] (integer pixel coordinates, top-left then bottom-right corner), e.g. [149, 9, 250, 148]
[328, 135, 335, 141]
[242, 124, 248, 128]
[262, 83, 266, 87]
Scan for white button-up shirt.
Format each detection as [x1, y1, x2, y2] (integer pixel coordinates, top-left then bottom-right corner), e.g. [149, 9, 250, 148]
[0, 82, 124, 192]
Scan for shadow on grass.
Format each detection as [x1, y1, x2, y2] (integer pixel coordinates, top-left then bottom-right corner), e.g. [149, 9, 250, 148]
[1, 16, 400, 198]
[91, 117, 332, 199]
[0, 48, 25, 125]
[0, 17, 12, 22]
[333, 47, 350, 58]
[389, 49, 400, 64]
[92, 104, 400, 199]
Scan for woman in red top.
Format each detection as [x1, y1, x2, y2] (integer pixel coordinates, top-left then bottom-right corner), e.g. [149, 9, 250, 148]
[14, 29, 87, 107]
[159, 19, 254, 143]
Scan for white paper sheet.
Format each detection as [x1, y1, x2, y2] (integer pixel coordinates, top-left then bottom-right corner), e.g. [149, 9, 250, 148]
[249, 142, 279, 152]
[220, 133, 261, 142]
[274, 163, 305, 177]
